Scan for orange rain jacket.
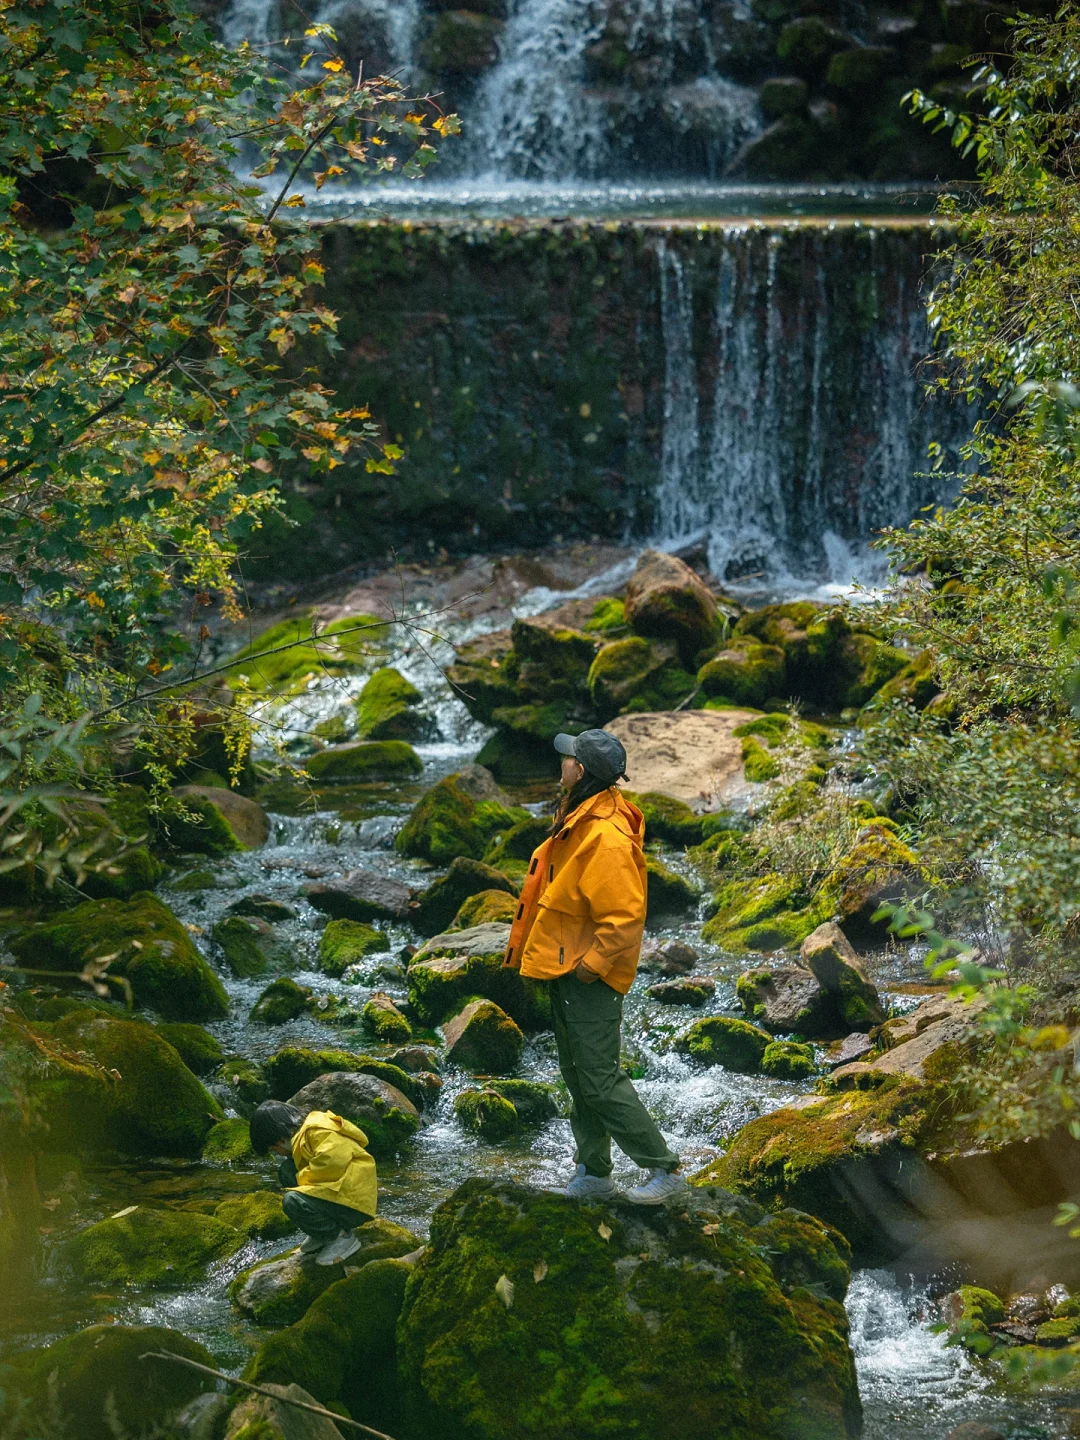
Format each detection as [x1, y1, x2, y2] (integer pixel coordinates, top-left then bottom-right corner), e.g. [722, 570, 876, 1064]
[502, 787, 647, 995]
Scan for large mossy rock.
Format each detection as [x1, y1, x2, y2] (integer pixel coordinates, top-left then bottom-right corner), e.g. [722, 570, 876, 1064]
[171, 783, 271, 850]
[735, 965, 845, 1039]
[624, 549, 721, 665]
[702, 874, 826, 954]
[450, 888, 519, 929]
[245, 1257, 414, 1428]
[156, 1021, 225, 1075]
[304, 739, 422, 782]
[698, 640, 787, 708]
[407, 923, 549, 1029]
[252, 976, 314, 1025]
[317, 918, 389, 975]
[398, 1179, 861, 1440]
[588, 635, 689, 719]
[363, 991, 412, 1044]
[356, 666, 433, 741]
[0, 1324, 215, 1440]
[66, 1205, 246, 1286]
[510, 614, 599, 700]
[800, 922, 885, 1030]
[818, 821, 923, 941]
[395, 765, 522, 865]
[676, 1016, 772, 1072]
[301, 868, 413, 923]
[413, 856, 517, 936]
[220, 610, 389, 696]
[9, 892, 229, 1021]
[624, 791, 705, 846]
[212, 913, 278, 978]
[225, 1382, 346, 1440]
[644, 854, 699, 915]
[287, 1072, 420, 1158]
[0, 796, 164, 905]
[443, 998, 524, 1075]
[264, 1046, 427, 1111]
[445, 631, 519, 724]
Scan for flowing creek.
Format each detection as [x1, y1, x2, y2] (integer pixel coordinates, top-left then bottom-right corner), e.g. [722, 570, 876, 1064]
[3, 586, 1074, 1439]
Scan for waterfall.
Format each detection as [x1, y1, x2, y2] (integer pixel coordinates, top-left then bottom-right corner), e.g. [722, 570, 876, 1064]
[651, 223, 970, 588]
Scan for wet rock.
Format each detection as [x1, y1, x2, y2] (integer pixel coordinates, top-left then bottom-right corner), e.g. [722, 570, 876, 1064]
[386, 1045, 440, 1074]
[398, 1178, 860, 1440]
[203, 1116, 255, 1164]
[252, 976, 313, 1025]
[287, 1072, 420, 1158]
[231, 1251, 342, 1326]
[156, 1021, 225, 1075]
[215, 1190, 292, 1239]
[485, 1078, 559, 1123]
[825, 1032, 873, 1068]
[943, 1425, 1007, 1440]
[588, 635, 689, 718]
[172, 783, 271, 849]
[800, 922, 885, 1031]
[213, 913, 278, 978]
[356, 666, 435, 742]
[647, 976, 716, 1006]
[421, 9, 504, 73]
[395, 765, 522, 865]
[640, 937, 700, 974]
[225, 1382, 346, 1440]
[943, 1286, 1006, 1352]
[450, 887, 519, 929]
[624, 791, 705, 846]
[776, 16, 849, 78]
[698, 640, 787, 707]
[762, 1039, 817, 1080]
[510, 613, 600, 700]
[363, 991, 412, 1044]
[443, 998, 524, 1075]
[302, 868, 413, 923]
[264, 1047, 427, 1111]
[827, 44, 897, 92]
[482, 814, 551, 878]
[760, 74, 808, 115]
[228, 893, 298, 922]
[66, 1206, 245, 1286]
[831, 994, 980, 1090]
[407, 922, 548, 1029]
[445, 633, 519, 724]
[9, 892, 229, 1021]
[413, 856, 517, 937]
[645, 855, 700, 915]
[624, 549, 721, 665]
[676, 1016, 772, 1072]
[822, 821, 923, 941]
[606, 709, 755, 809]
[317, 918, 388, 976]
[304, 739, 422, 782]
[735, 965, 844, 1038]
[244, 1257, 414, 1424]
[213, 1055, 270, 1107]
[455, 1087, 521, 1141]
[0, 1324, 215, 1440]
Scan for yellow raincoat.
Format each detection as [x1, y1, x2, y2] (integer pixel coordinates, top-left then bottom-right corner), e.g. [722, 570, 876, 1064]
[288, 1109, 377, 1216]
[503, 787, 647, 995]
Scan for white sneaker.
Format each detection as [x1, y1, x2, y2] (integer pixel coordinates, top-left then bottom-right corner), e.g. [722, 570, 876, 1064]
[316, 1231, 362, 1266]
[299, 1234, 324, 1255]
[624, 1169, 686, 1205]
[551, 1163, 618, 1200]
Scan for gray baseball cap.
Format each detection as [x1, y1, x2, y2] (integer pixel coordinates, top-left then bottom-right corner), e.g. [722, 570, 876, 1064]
[554, 729, 628, 785]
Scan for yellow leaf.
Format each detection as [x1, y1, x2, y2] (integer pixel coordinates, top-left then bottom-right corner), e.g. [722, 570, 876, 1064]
[302, 447, 323, 463]
[284, 194, 306, 209]
[250, 458, 273, 473]
[598, 1223, 612, 1242]
[533, 1260, 548, 1283]
[702, 1223, 719, 1235]
[370, 135, 385, 146]
[344, 140, 367, 160]
[494, 1274, 515, 1309]
[322, 56, 344, 72]
[326, 165, 345, 177]
[111, 1205, 138, 1220]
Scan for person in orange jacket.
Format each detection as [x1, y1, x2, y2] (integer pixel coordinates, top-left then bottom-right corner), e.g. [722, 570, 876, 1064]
[504, 728, 685, 1205]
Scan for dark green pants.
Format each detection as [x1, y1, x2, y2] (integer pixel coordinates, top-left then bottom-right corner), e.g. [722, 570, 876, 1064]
[278, 1157, 371, 1240]
[552, 973, 679, 1179]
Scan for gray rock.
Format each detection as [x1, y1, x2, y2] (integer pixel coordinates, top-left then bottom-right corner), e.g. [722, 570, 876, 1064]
[225, 1383, 345, 1440]
[800, 922, 885, 1031]
[443, 998, 524, 1074]
[825, 1032, 873, 1068]
[227, 894, 298, 922]
[301, 869, 413, 922]
[739, 966, 845, 1039]
[660, 941, 700, 975]
[287, 1072, 420, 1159]
[646, 977, 716, 1007]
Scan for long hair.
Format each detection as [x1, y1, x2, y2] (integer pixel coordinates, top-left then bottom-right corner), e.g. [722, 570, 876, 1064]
[550, 770, 615, 835]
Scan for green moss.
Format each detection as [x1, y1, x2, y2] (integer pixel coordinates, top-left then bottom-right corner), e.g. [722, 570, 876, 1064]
[475, 727, 561, 782]
[859, 649, 939, 722]
[356, 667, 430, 741]
[588, 635, 682, 718]
[203, 1117, 255, 1164]
[623, 791, 704, 847]
[676, 1016, 771, 1072]
[408, 934, 548, 1030]
[305, 739, 422, 781]
[251, 976, 312, 1025]
[414, 857, 517, 937]
[395, 771, 523, 865]
[583, 597, 627, 633]
[742, 735, 781, 782]
[818, 822, 923, 938]
[762, 1040, 817, 1080]
[445, 631, 519, 725]
[444, 998, 524, 1074]
[214, 1056, 270, 1106]
[158, 793, 243, 856]
[156, 1022, 225, 1075]
[645, 855, 699, 915]
[263, 1046, 425, 1110]
[450, 888, 519, 929]
[318, 919, 389, 976]
[363, 992, 413, 1044]
[212, 915, 270, 978]
[832, 633, 910, 710]
[483, 815, 550, 870]
[171, 866, 218, 892]
[221, 612, 388, 695]
[10, 892, 229, 1021]
[396, 1178, 859, 1440]
[67, 1206, 245, 1287]
[0, 1324, 215, 1440]
[486, 1078, 558, 1123]
[698, 640, 787, 707]
[1036, 1316, 1080, 1344]
[454, 1087, 521, 1141]
[510, 616, 599, 699]
[215, 1191, 293, 1239]
[733, 713, 791, 742]
[702, 875, 827, 953]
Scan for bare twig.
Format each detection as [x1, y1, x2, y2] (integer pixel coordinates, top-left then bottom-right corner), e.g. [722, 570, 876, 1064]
[138, 1352, 397, 1439]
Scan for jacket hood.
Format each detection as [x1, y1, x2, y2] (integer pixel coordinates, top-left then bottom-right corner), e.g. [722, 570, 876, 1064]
[563, 787, 644, 850]
[297, 1108, 370, 1151]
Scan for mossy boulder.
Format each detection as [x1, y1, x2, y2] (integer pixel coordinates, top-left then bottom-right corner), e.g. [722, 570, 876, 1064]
[356, 666, 433, 741]
[800, 922, 885, 1031]
[703, 875, 827, 953]
[215, 1190, 292, 1240]
[413, 856, 517, 937]
[831, 633, 910, 710]
[287, 1072, 420, 1158]
[624, 549, 722, 665]
[421, 9, 504, 73]
[776, 16, 848, 77]
[736, 966, 848, 1039]
[156, 1021, 225, 1075]
[454, 1087, 521, 1141]
[302, 868, 413, 923]
[212, 914, 275, 978]
[0, 797, 165, 905]
[624, 791, 704, 847]
[318, 918, 389, 976]
[203, 1116, 255, 1163]
[407, 923, 549, 1030]
[444, 998, 524, 1075]
[251, 976, 313, 1025]
[172, 783, 271, 850]
[363, 991, 412, 1044]
[263, 1046, 426, 1111]
[509, 614, 599, 700]
[859, 649, 939, 720]
[445, 630, 519, 724]
[483, 814, 550, 874]
[395, 766, 523, 865]
[676, 1016, 772, 1072]
[304, 739, 422, 782]
[450, 888, 519, 929]
[486, 1078, 559, 1123]
[588, 635, 685, 719]
[646, 976, 716, 1006]
[645, 855, 699, 916]
[762, 1040, 818, 1080]
[221, 611, 389, 695]
[398, 1178, 860, 1440]
[66, 1205, 245, 1286]
[229, 894, 298, 922]
[698, 640, 786, 707]
[584, 596, 627, 633]
[695, 1079, 934, 1256]
[244, 1257, 413, 1428]
[741, 734, 781, 782]
[0, 1324, 215, 1440]
[944, 1285, 1005, 1349]
[9, 892, 229, 1021]
[214, 1056, 270, 1107]
[475, 724, 569, 781]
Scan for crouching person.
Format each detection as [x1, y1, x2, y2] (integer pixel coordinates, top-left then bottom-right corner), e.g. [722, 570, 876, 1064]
[250, 1100, 375, 1266]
